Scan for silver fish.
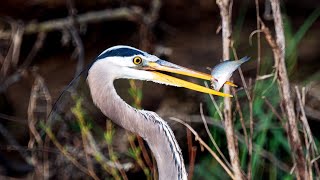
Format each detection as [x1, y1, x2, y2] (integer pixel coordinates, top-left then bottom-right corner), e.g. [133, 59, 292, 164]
[211, 56, 250, 91]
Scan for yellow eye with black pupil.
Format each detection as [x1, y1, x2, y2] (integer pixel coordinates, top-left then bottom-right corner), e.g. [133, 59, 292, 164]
[133, 56, 143, 65]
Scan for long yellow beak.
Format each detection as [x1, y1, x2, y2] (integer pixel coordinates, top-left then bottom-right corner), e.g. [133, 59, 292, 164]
[146, 60, 233, 97]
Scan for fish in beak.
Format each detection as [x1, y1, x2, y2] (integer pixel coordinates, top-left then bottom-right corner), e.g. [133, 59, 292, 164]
[144, 59, 234, 97]
[211, 57, 250, 91]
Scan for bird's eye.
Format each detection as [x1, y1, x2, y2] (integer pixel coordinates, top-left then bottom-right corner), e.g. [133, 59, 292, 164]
[133, 56, 143, 65]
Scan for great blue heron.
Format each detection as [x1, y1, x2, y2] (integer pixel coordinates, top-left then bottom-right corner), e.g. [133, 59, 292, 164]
[52, 45, 245, 180]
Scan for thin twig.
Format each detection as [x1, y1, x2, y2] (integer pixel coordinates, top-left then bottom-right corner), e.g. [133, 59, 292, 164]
[27, 72, 44, 178]
[172, 116, 291, 172]
[295, 86, 317, 152]
[199, 103, 232, 170]
[0, 22, 24, 79]
[137, 136, 153, 172]
[72, 102, 129, 179]
[73, 105, 100, 180]
[0, 145, 58, 153]
[311, 155, 320, 165]
[0, 122, 31, 164]
[42, 125, 93, 177]
[295, 86, 320, 177]
[187, 147, 197, 180]
[204, 81, 223, 120]
[127, 132, 151, 180]
[105, 121, 128, 180]
[11, 23, 24, 68]
[1, 31, 45, 92]
[230, 43, 251, 101]
[262, 96, 286, 128]
[0, 113, 27, 124]
[186, 127, 193, 161]
[21, 32, 46, 69]
[66, 0, 85, 77]
[28, 74, 45, 147]
[139, 0, 162, 51]
[186, 127, 196, 180]
[263, 0, 273, 20]
[231, 89, 249, 148]
[255, 0, 262, 79]
[170, 117, 235, 180]
[230, 45, 254, 170]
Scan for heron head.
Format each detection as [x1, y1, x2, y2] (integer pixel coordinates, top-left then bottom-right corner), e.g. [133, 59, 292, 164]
[91, 45, 232, 97]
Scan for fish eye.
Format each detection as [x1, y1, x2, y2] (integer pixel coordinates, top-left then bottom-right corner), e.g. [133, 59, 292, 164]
[133, 56, 143, 65]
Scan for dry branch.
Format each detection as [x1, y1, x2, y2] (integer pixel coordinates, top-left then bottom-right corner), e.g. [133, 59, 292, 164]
[216, 0, 243, 179]
[186, 128, 196, 180]
[170, 117, 235, 180]
[27, 70, 52, 179]
[174, 116, 291, 172]
[0, 30, 45, 92]
[263, 0, 308, 179]
[0, 7, 144, 39]
[0, 22, 24, 79]
[199, 103, 232, 170]
[66, 0, 85, 78]
[22, 32, 46, 68]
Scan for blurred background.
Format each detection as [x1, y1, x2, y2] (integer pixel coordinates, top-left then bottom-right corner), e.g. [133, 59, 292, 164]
[0, 0, 320, 179]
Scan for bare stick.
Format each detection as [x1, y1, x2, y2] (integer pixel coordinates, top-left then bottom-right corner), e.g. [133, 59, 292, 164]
[170, 117, 235, 180]
[295, 86, 320, 177]
[27, 70, 52, 179]
[0, 22, 24, 79]
[216, 0, 243, 179]
[0, 7, 144, 39]
[295, 86, 317, 152]
[137, 136, 154, 172]
[0, 113, 27, 124]
[105, 121, 128, 180]
[139, 0, 161, 51]
[229, 47, 251, 153]
[28, 75, 44, 147]
[0, 31, 45, 91]
[186, 127, 193, 162]
[186, 127, 196, 180]
[204, 81, 223, 120]
[231, 89, 249, 148]
[66, 0, 85, 77]
[269, 0, 308, 178]
[11, 23, 24, 68]
[262, 96, 286, 128]
[174, 116, 291, 172]
[127, 132, 151, 179]
[27, 73, 44, 178]
[199, 103, 232, 170]
[22, 32, 46, 68]
[254, 0, 262, 78]
[187, 147, 197, 180]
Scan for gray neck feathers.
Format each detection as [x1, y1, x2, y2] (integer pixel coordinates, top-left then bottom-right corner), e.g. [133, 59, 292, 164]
[87, 64, 187, 180]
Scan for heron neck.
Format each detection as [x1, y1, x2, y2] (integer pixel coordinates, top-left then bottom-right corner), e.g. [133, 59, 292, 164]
[87, 66, 187, 180]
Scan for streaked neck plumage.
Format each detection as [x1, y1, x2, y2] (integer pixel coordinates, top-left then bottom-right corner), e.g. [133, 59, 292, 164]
[87, 61, 187, 180]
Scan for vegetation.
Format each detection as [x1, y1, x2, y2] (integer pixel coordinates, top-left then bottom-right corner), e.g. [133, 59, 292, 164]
[0, 0, 319, 179]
